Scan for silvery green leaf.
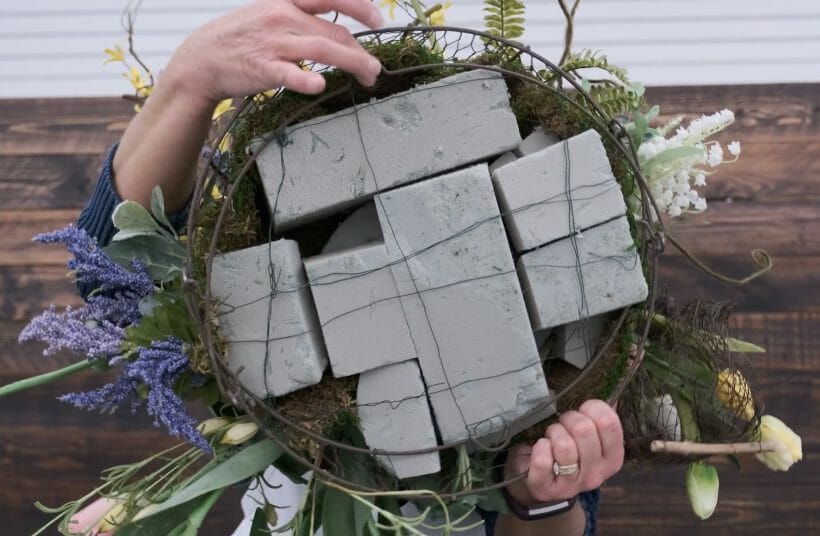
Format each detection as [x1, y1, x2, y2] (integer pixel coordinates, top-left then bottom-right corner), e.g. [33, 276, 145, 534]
[686, 462, 719, 520]
[138, 295, 162, 316]
[150, 185, 177, 237]
[104, 234, 186, 282]
[112, 200, 162, 235]
[643, 146, 705, 169]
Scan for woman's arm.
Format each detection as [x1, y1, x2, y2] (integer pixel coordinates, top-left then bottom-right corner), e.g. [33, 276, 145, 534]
[111, 0, 384, 212]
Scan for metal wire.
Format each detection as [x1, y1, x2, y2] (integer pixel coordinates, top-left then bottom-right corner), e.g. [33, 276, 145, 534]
[182, 26, 663, 497]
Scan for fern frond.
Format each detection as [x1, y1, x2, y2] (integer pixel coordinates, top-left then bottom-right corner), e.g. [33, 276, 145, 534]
[561, 49, 631, 86]
[583, 84, 645, 119]
[483, 0, 526, 41]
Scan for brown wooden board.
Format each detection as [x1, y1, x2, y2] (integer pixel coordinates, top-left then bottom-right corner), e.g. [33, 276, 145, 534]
[2, 85, 819, 534]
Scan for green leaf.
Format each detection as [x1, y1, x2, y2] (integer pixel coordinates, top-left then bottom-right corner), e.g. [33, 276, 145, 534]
[250, 507, 268, 536]
[673, 395, 700, 442]
[138, 439, 283, 519]
[322, 487, 358, 536]
[643, 146, 705, 169]
[112, 200, 162, 235]
[104, 234, 186, 283]
[150, 185, 176, 236]
[726, 337, 766, 353]
[118, 489, 224, 536]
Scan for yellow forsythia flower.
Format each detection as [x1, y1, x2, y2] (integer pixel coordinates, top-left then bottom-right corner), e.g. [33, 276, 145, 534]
[103, 44, 125, 64]
[380, 0, 399, 20]
[429, 2, 452, 26]
[212, 98, 234, 121]
[220, 422, 259, 445]
[755, 415, 803, 471]
[715, 368, 755, 420]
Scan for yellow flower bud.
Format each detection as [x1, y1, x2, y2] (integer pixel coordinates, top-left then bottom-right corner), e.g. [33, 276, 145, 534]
[755, 414, 803, 471]
[220, 422, 259, 446]
[97, 502, 128, 532]
[686, 462, 719, 520]
[715, 368, 755, 420]
[197, 417, 231, 436]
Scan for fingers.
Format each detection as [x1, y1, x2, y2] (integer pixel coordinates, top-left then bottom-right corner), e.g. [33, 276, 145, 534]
[277, 35, 381, 86]
[526, 437, 557, 501]
[579, 399, 625, 468]
[262, 60, 327, 94]
[292, 0, 384, 28]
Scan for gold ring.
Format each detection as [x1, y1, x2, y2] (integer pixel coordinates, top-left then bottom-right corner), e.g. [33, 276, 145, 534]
[553, 461, 580, 477]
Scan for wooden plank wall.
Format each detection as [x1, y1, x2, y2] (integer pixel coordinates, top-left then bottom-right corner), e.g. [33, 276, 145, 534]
[0, 85, 817, 534]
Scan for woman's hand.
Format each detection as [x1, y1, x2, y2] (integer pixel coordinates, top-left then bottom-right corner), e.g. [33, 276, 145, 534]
[166, 0, 384, 104]
[497, 400, 624, 535]
[113, 0, 384, 211]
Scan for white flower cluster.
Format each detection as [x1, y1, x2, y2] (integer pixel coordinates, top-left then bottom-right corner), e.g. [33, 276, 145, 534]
[637, 109, 741, 218]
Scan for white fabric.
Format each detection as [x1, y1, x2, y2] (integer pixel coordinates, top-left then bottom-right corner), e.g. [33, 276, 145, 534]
[231, 468, 486, 536]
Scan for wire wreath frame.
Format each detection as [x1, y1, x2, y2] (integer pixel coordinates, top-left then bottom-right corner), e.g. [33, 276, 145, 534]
[181, 26, 666, 500]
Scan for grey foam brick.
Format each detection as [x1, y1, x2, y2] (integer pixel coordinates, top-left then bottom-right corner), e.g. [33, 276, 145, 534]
[492, 129, 627, 253]
[357, 360, 441, 479]
[253, 69, 522, 232]
[514, 126, 559, 157]
[304, 243, 416, 377]
[517, 216, 649, 331]
[210, 240, 327, 398]
[555, 315, 606, 369]
[374, 163, 552, 444]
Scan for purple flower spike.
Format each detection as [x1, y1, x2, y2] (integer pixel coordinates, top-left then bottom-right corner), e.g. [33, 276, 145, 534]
[35, 225, 154, 297]
[60, 337, 209, 451]
[19, 305, 125, 359]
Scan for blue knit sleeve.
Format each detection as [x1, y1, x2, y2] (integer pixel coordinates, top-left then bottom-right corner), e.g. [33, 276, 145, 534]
[77, 143, 121, 248]
[77, 143, 191, 248]
[76, 143, 190, 298]
[480, 489, 600, 535]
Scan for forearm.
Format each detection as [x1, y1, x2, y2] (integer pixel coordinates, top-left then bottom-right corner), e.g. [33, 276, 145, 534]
[494, 501, 586, 536]
[112, 63, 216, 212]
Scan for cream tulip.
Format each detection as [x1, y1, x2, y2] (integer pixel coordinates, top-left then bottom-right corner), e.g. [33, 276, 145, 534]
[755, 414, 803, 471]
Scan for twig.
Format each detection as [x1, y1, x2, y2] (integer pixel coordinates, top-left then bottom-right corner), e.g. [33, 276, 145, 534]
[650, 440, 780, 456]
[557, 0, 581, 66]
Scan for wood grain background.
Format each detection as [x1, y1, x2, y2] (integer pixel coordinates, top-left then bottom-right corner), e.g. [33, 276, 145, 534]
[0, 85, 817, 534]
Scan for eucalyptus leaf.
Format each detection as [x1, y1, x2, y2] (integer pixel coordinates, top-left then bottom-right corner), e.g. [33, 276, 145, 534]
[112, 200, 163, 235]
[104, 234, 186, 283]
[136, 439, 283, 519]
[150, 185, 176, 237]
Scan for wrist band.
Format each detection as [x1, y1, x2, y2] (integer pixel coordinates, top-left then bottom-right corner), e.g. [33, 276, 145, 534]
[502, 486, 577, 521]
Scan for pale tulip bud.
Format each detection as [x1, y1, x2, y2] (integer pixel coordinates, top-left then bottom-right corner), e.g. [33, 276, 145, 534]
[686, 462, 719, 520]
[197, 417, 231, 436]
[97, 502, 128, 532]
[755, 415, 803, 471]
[220, 422, 259, 445]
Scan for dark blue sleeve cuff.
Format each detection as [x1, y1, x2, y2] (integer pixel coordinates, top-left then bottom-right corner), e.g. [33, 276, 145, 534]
[77, 143, 121, 248]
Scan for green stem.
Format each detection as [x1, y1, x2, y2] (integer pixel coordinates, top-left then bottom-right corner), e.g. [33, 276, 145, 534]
[0, 359, 95, 399]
